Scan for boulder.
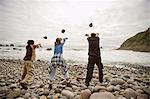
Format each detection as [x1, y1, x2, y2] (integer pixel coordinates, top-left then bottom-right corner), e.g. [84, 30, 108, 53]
[93, 86, 107, 92]
[10, 83, 18, 89]
[107, 85, 114, 92]
[72, 85, 78, 91]
[54, 88, 62, 93]
[117, 96, 127, 99]
[74, 95, 80, 99]
[16, 97, 25, 99]
[7, 90, 20, 98]
[110, 78, 125, 85]
[137, 94, 149, 99]
[123, 88, 138, 99]
[24, 92, 30, 99]
[143, 87, 150, 95]
[10, 44, 14, 46]
[43, 89, 49, 96]
[40, 95, 47, 99]
[136, 89, 144, 94]
[0, 86, 9, 94]
[61, 90, 74, 99]
[80, 89, 91, 99]
[89, 92, 115, 99]
[114, 85, 121, 91]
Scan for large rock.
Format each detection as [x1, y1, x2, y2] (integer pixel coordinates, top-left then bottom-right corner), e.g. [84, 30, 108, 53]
[61, 90, 74, 99]
[7, 89, 20, 98]
[110, 78, 125, 85]
[10, 83, 18, 89]
[40, 95, 47, 99]
[24, 92, 30, 99]
[0, 86, 9, 94]
[16, 97, 25, 99]
[143, 87, 150, 95]
[43, 89, 49, 96]
[123, 88, 138, 99]
[107, 85, 115, 92]
[136, 89, 144, 94]
[117, 96, 127, 99]
[74, 95, 80, 99]
[72, 85, 78, 91]
[137, 94, 149, 99]
[80, 89, 91, 99]
[89, 92, 115, 99]
[93, 86, 107, 92]
[114, 85, 121, 91]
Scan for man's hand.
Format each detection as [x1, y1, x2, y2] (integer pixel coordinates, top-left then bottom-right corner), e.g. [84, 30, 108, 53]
[96, 33, 99, 36]
[38, 43, 42, 47]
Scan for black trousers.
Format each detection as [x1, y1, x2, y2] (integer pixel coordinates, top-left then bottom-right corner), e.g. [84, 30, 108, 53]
[85, 56, 103, 83]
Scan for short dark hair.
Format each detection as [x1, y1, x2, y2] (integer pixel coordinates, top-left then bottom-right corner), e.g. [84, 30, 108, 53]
[55, 38, 62, 46]
[91, 33, 96, 37]
[27, 40, 34, 45]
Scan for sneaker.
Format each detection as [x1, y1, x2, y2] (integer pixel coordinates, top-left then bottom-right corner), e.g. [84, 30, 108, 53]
[20, 82, 28, 90]
[61, 80, 67, 85]
[99, 79, 103, 83]
[66, 81, 72, 87]
[49, 84, 53, 89]
[85, 82, 90, 87]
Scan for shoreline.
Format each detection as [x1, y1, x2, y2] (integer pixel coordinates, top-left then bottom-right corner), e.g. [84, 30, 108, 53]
[0, 46, 150, 67]
[0, 59, 150, 99]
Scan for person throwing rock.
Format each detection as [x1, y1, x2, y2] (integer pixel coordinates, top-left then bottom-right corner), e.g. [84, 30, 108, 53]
[20, 40, 41, 88]
[85, 33, 103, 87]
[48, 37, 69, 83]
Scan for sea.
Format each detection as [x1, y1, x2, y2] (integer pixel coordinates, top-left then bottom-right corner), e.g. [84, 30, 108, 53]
[0, 0, 150, 66]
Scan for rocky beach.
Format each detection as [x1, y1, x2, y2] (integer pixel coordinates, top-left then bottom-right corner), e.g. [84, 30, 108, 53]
[0, 59, 149, 99]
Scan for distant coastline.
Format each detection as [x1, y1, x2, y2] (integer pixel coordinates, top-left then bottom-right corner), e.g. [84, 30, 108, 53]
[118, 28, 150, 52]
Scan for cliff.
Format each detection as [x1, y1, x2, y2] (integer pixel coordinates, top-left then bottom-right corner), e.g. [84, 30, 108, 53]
[118, 28, 150, 52]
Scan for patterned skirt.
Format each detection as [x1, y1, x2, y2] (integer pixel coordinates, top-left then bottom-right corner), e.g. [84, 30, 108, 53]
[48, 54, 67, 75]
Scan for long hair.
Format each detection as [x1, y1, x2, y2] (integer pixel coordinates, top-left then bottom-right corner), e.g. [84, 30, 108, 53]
[55, 38, 62, 46]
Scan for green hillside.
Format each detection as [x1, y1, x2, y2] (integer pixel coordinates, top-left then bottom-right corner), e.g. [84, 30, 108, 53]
[118, 28, 150, 52]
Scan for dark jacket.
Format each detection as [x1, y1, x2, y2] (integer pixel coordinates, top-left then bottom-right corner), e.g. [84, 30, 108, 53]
[88, 37, 101, 58]
[23, 45, 32, 61]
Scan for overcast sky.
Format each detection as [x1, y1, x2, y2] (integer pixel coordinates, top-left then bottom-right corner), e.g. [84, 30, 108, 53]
[0, 0, 150, 45]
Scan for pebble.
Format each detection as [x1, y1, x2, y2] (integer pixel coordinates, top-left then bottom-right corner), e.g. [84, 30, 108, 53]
[123, 88, 138, 99]
[6, 89, 20, 98]
[110, 78, 125, 85]
[107, 85, 115, 92]
[80, 89, 91, 99]
[61, 90, 74, 99]
[24, 92, 30, 99]
[0, 59, 149, 98]
[40, 95, 47, 99]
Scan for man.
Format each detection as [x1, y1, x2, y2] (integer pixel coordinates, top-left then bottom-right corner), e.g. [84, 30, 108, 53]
[85, 33, 103, 87]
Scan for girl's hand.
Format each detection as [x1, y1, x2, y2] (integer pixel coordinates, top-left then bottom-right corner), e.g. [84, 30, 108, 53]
[64, 38, 68, 40]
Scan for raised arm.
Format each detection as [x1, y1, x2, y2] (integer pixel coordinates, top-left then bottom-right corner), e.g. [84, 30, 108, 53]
[33, 43, 42, 48]
[85, 34, 90, 40]
[62, 38, 68, 45]
[85, 34, 89, 37]
[96, 33, 99, 37]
